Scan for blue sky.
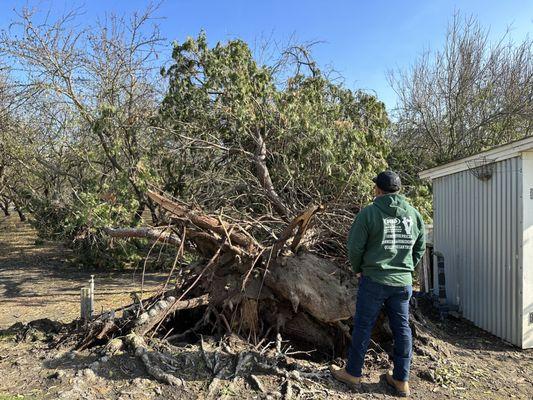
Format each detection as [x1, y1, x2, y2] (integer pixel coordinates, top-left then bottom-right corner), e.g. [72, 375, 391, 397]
[1, 0, 531, 112]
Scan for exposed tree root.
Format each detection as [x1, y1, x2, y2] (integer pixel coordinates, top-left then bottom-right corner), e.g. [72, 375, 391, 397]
[134, 294, 209, 336]
[125, 333, 184, 387]
[90, 190, 358, 357]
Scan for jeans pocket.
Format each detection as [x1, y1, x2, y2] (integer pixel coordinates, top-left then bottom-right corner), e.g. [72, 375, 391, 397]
[402, 285, 413, 301]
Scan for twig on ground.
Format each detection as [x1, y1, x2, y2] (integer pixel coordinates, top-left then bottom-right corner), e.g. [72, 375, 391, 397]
[250, 374, 267, 393]
[200, 335, 215, 373]
[233, 351, 254, 381]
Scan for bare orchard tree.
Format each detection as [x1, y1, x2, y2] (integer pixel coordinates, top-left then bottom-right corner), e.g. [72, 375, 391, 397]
[0, 4, 165, 223]
[0, 72, 29, 220]
[388, 14, 533, 169]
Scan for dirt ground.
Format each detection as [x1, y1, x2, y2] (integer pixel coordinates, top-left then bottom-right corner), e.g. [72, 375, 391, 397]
[0, 215, 167, 328]
[0, 214, 532, 399]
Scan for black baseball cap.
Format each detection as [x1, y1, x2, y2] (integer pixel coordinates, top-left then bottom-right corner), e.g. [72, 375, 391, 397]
[372, 171, 401, 192]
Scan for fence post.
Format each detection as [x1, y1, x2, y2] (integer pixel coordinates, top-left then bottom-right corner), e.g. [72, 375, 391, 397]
[80, 288, 91, 321]
[89, 275, 95, 318]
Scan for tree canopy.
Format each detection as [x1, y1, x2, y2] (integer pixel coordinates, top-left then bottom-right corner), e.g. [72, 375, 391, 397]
[0, 8, 390, 266]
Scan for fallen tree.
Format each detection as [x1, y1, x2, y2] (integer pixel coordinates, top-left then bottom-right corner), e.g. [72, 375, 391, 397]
[75, 189, 440, 388]
[81, 190, 355, 354]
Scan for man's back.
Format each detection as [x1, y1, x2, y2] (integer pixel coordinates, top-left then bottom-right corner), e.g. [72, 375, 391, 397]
[332, 171, 424, 396]
[347, 193, 425, 286]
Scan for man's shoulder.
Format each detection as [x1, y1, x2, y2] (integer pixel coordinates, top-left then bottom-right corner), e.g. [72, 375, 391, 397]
[404, 203, 425, 226]
[356, 203, 383, 225]
[359, 203, 378, 215]
[399, 197, 421, 216]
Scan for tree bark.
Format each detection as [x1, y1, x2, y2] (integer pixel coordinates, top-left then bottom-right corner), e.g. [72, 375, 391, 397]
[14, 205, 25, 222]
[104, 227, 182, 246]
[147, 190, 259, 251]
[253, 131, 291, 219]
[0, 202, 9, 216]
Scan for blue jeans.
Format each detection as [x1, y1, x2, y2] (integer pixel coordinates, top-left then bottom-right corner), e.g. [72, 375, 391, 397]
[346, 276, 413, 381]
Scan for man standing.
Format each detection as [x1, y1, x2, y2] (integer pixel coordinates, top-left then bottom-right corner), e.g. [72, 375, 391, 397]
[331, 171, 426, 397]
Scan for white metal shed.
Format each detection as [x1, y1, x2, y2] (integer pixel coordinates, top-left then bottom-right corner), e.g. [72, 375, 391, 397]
[420, 136, 533, 349]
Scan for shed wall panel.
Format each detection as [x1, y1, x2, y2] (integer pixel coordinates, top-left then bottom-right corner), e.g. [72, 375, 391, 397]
[433, 157, 523, 346]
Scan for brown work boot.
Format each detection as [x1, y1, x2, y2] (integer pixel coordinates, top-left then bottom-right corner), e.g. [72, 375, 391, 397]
[384, 371, 410, 397]
[329, 365, 361, 388]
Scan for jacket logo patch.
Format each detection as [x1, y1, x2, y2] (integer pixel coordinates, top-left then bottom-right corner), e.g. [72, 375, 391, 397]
[384, 217, 400, 226]
[402, 217, 414, 235]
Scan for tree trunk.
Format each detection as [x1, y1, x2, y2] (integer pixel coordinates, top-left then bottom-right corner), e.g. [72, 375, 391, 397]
[13, 202, 25, 222]
[0, 202, 9, 216]
[146, 198, 159, 224]
[104, 227, 182, 246]
[16, 208, 26, 221]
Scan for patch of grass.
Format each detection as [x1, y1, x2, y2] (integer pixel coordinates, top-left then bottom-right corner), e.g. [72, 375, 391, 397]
[219, 384, 237, 397]
[430, 360, 463, 387]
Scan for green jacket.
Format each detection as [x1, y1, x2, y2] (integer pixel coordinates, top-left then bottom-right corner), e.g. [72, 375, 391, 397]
[347, 194, 426, 286]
